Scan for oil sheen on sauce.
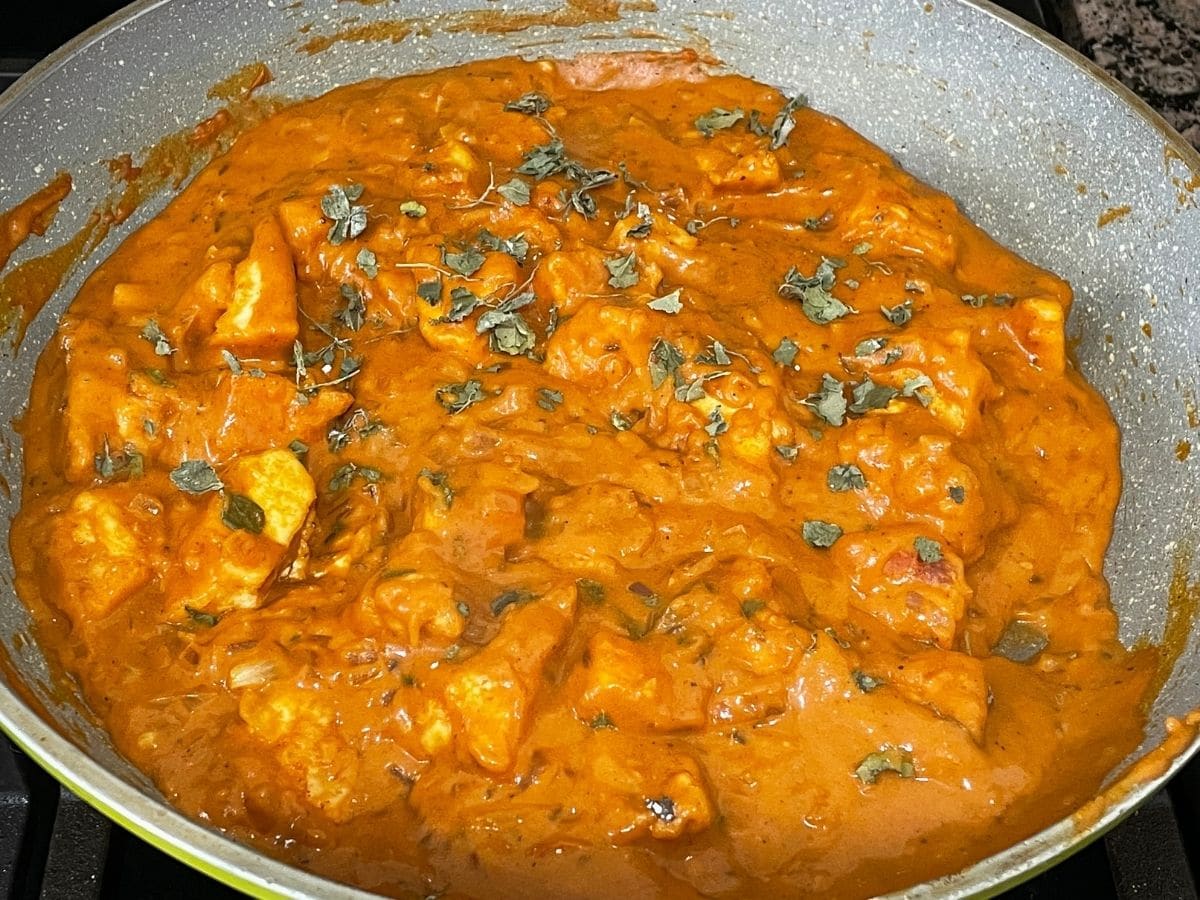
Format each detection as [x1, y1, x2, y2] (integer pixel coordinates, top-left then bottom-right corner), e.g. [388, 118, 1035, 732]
[10, 53, 1158, 898]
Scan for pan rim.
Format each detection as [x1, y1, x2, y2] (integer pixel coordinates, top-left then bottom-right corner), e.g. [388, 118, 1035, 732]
[0, 1, 1196, 897]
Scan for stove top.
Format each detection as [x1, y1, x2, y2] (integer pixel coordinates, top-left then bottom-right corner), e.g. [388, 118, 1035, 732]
[1, 1, 1197, 898]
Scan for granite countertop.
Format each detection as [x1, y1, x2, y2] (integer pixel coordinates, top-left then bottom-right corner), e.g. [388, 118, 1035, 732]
[1054, 0, 1200, 148]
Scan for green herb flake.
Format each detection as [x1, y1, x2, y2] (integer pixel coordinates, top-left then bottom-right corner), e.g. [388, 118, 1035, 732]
[504, 92, 551, 116]
[740, 599, 766, 618]
[647, 289, 683, 314]
[417, 278, 442, 306]
[961, 293, 987, 308]
[436, 379, 485, 414]
[854, 337, 888, 357]
[827, 463, 866, 492]
[674, 372, 727, 403]
[221, 493, 266, 534]
[444, 287, 479, 323]
[143, 419, 156, 437]
[696, 340, 732, 366]
[516, 138, 568, 180]
[854, 747, 915, 784]
[848, 378, 898, 415]
[610, 409, 634, 431]
[851, 241, 873, 255]
[880, 299, 914, 326]
[626, 201, 653, 239]
[418, 468, 454, 508]
[705, 406, 728, 437]
[803, 211, 833, 231]
[478, 229, 530, 264]
[476, 291, 537, 356]
[767, 94, 807, 150]
[537, 387, 564, 411]
[399, 200, 427, 219]
[356, 248, 379, 278]
[328, 462, 383, 492]
[779, 258, 855, 325]
[93, 437, 144, 482]
[852, 669, 884, 692]
[289, 439, 309, 459]
[902, 374, 934, 407]
[170, 459, 223, 494]
[590, 711, 617, 730]
[648, 338, 685, 390]
[576, 578, 606, 605]
[695, 106, 744, 137]
[442, 245, 486, 278]
[772, 336, 799, 366]
[802, 519, 843, 549]
[321, 183, 367, 245]
[335, 283, 366, 331]
[948, 485, 966, 504]
[914, 537, 943, 564]
[496, 177, 532, 206]
[184, 606, 220, 628]
[139, 319, 174, 356]
[803, 373, 848, 426]
[605, 251, 639, 289]
[563, 166, 617, 220]
[992, 620, 1049, 663]
[775, 444, 800, 462]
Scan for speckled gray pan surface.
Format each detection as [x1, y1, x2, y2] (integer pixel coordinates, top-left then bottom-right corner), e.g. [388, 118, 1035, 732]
[0, 0, 1196, 897]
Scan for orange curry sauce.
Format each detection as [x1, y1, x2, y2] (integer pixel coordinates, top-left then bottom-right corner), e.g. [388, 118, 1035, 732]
[11, 53, 1156, 897]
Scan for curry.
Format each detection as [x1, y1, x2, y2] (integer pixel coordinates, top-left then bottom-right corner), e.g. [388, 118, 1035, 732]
[9, 52, 1157, 897]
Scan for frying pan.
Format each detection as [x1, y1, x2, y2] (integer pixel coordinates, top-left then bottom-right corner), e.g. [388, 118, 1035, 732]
[0, 0, 1196, 896]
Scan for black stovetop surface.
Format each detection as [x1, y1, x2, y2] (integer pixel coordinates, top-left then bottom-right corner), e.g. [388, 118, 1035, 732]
[1, 1, 1197, 898]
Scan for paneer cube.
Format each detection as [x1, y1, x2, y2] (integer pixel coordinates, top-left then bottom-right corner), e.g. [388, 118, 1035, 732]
[444, 659, 525, 773]
[238, 680, 357, 818]
[275, 197, 327, 277]
[1005, 297, 1066, 375]
[589, 750, 715, 842]
[842, 169, 959, 269]
[170, 259, 235, 343]
[837, 529, 971, 648]
[357, 569, 464, 647]
[165, 373, 352, 468]
[171, 449, 315, 613]
[536, 483, 652, 572]
[58, 319, 153, 483]
[532, 249, 609, 317]
[883, 649, 990, 742]
[47, 488, 163, 623]
[443, 585, 576, 772]
[696, 145, 781, 192]
[417, 464, 538, 571]
[226, 448, 315, 545]
[212, 217, 299, 354]
[110, 282, 157, 318]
